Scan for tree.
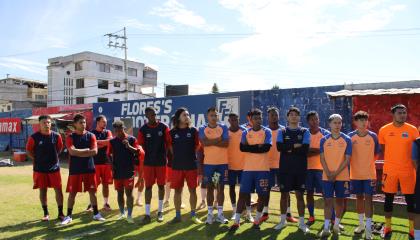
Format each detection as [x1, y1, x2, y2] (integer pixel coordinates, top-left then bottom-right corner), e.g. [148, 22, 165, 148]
[211, 83, 219, 94]
[272, 84, 280, 90]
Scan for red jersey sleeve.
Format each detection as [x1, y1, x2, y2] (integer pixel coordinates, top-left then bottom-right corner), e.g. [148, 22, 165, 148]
[26, 136, 35, 153]
[137, 131, 145, 146]
[107, 130, 113, 139]
[65, 134, 73, 149]
[164, 127, 171, 147]
[90, 134, 97, 149]
[107, 141, 113, 157]
[56, 134, 64, 152]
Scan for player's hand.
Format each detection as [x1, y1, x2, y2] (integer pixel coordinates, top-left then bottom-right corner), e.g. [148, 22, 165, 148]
[294, 143, 302, 148]
[122, 139, 130, 147]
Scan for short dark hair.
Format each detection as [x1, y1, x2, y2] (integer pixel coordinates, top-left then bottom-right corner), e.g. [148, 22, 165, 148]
[353, 111, 369, 121]
[95, 115, 106, 122]
[207, 106, 217, 114]
[112, 120, 125, 129]
[38, 115, 52, 121]
[267, 107, 279, 114]
[250, 108, 262, 118]
[306, 111, 318, 121]
[391, 104, 406, 113]
[145, 107, 156, 115]
[73, 114, 85, 123]
[228, 112, 239, 118]
[287, 106, 300, 116]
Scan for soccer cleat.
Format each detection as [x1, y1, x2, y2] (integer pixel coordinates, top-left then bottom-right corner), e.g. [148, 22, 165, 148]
[409, 230, 414, 240]
[57, 215, 65, 221]
[216, 215, 229, 224]
[117, 214, 126, 220]
[170, 216, 182, 224]
[157, 212, 164, 222]
[230, 214, 236, 220]
[85, 204, 93, 212]
[229, 223, 240, 232]
[41, 215, 49, 221]
[333, 224, 341, 235]
[191, 216, 202, 224]
[274, 221, 286, 230]
[257, 213, 269, 224]
[354, 224, 365, 234]
[299, 224, 310, 234]
[246, 213, 254, 223]
[126, 217, 134, 224]
[163, 200, 170, 208]
[60, 216, 73, 225]
[103, 203, 112, 211]
[319, 229, 331, 238]
[140, 215, 151, 225]
[365, 228, 373, 240]
[197, 201, 206, 210]
[306, 216, 315, 226]
[380, 226, 392, 239]
[93, 213, 105, 222]
[206, 214, 214, 225]
[252, 221, 261, 230]
[286, 215, 298, 223]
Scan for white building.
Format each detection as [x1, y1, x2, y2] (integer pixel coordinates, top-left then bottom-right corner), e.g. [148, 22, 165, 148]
[47, 51, 157, 106]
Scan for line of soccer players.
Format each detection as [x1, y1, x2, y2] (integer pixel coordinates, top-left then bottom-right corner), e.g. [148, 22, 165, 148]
[27, 103, 420, 239]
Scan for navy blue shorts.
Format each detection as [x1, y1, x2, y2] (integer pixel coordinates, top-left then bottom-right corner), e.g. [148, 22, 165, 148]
[305, 169, 323, 193]
[350, 180, 376, 195]
[322, 181, 350, 198]
[228, 170, 242, 186]
[269, 168, 280, 188]
[203, 164, 228, 186]
[240, 171, 270, 195]
[278, 172, 306, 192]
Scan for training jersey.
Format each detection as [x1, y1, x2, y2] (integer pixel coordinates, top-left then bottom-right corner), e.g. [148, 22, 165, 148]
[26, 131, 63, 173]
[137, 121, 171, 167]
[169, 127, 200, 170]
[320, 132, 352, 181]
[378, 122, 419, 173]
[307, 128, 330, 170]
[66, 131, 97, 175]
[108, 134, 139, 179]
[241, 127, 272, 171]
[227, 127, 246, 170]
[348, 130, 380, 180]
[198, 123, 229, 165]
[266, 125, 285, 169]
[277, 126, 311, 174]
[91, 129, 112, 165]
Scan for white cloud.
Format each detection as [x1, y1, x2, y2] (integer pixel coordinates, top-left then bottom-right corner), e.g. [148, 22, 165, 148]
[140, 46, 168, 56]
[116, 18, 152, 30]
[159, 24, 175, 32]
[151, 0, 223, 32]
[0, 57, 47, 76]
[217, 0, 406, 65]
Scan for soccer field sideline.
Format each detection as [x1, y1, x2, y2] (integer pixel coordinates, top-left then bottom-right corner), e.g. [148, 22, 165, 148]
[0, 159, 412, 240]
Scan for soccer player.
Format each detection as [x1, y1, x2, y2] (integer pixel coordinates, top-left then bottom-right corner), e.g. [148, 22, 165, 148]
[61, 114, 105, 225]
[305, 111, 330, 225]
[274, 107, 310, 233]
[199, 107, 230, 224]
[378, 104, 419, 239]
[107, 120, 140, 223]
[229, 108, 272, 231]
[137, 107, 171, 224]
[88, 115, 113, 212]
[348, 111, 380, 239]
[168, 107, 202, 224]
[319, 114, 352, 237]
[26, 115, 64, 221]
[412, 136, 420, 240]
[227, 112, 253, 222]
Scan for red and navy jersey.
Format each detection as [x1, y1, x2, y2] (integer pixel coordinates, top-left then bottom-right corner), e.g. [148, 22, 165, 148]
[169, 127, 200, 170]
[26, 131, 63, 173]
[137, 121, 170, 167]
[66, 131, 97, 175]
[91, 129, 112, 165]
[277, 127, 311, 174]
[108, 135, 139, 179]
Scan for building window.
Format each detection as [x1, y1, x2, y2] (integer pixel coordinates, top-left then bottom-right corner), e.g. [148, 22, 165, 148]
[114, 65, 123, 71]
[128, 68, 137, 77]
[128, 83, 135, 92]
[35, 95, 44, 100]
[76, 78, 84, 89]
[98, 97, 108, 102]
[113, 81, 121, 88]
[76, 97, 84, 104]
[114, 99, 120, 102]
[98, 62, 111, 73]
[75, 62, 82, 71]
[7, 105, 11, 111]
[98, 79, 108, 89]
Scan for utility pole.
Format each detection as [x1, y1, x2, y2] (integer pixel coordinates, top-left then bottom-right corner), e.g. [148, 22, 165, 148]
[104, 27, 128, 100]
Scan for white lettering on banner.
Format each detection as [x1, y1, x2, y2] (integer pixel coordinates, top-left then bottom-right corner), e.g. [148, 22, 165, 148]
[216, 97, 240, 125]
[120, 100, 173, 116]
[0, 121, 19, 133]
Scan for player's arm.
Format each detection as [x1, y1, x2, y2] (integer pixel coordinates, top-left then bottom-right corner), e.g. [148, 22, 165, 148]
[66, 135, 98, 157]
[123, 138, 140, 154]
[379, 144, 385, 159]
[97, 131, 112, 148]
[56, 134, 64, 154]
[26, 136, 35, 160]
[320, 152, 333, 181]
[333, 154, 350, 179]
[106, 141, 113, 159]
[276, 129, 293, 152]
[292, 130, 310, 154]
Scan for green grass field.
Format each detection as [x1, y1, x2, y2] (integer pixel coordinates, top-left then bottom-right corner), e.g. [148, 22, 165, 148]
[0, 158, 412, 240]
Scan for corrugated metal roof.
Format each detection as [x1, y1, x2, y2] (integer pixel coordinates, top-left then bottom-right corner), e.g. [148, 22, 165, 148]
[326, 88, 420, 97]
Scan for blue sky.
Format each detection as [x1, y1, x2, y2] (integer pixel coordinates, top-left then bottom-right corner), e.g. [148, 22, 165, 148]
[0, 0, 419, 97]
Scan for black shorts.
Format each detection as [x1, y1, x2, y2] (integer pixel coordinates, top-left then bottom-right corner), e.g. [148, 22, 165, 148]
[278, 172, 306, 192]
[414, 174, 420, 214]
